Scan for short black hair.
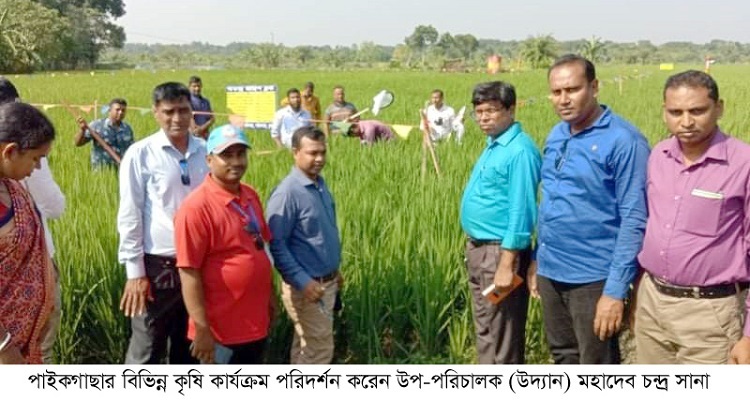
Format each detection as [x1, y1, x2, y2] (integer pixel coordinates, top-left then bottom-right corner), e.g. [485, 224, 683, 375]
[471, 81, 516, 110]
[0, 77, 20, 105]
[664, 70, 719, 102]
[152, 82, 191, 106]
[304, 82, 314, 90]
[548, 54, 596, 82]
[109, 98, 127, 107]
[189, 76, 202, 84]
[432, 89, 444, 97]
[292, 126, 326, 149]
[287, 88, 300, 97]
[0, 102, 55, 150]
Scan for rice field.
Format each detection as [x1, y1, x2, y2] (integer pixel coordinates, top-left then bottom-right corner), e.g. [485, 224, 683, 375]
[13, 64, 750, 364]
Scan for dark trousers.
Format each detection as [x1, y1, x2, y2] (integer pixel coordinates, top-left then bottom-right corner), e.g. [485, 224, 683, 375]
[225, 338, 267, 364]
[537, 276, 620, 364]
[465, 242, 530, 364]
[124, 254, 196, 364]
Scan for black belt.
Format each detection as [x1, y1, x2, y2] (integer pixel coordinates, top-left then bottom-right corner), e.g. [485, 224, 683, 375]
[467, 237, 501, 247]
[313, 271, 338, 282]
[649, 274, 749, 299]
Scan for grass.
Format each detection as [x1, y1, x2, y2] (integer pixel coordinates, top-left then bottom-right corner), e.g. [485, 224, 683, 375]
[11, 64, 749, 363]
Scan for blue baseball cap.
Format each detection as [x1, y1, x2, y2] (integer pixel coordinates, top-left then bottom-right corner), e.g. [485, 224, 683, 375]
[206, 124, 250, 154]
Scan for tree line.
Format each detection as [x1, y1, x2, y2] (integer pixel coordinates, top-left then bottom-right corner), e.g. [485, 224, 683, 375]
[0, 0, 124, 73]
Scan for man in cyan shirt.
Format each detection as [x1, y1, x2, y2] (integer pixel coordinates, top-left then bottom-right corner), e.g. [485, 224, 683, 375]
[636, 70, 750, 364]
[530, 54, 650, 364]
[460, 81, 541, 364]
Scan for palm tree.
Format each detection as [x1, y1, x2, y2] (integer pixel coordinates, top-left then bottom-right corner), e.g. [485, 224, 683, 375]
[580, 36, 607, 63]
[520, 35, 558, 69]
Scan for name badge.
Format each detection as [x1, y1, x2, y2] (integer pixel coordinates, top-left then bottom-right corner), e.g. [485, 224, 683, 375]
[690, 188, 724, 200]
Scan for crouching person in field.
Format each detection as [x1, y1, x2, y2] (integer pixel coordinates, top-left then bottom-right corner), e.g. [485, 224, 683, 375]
[175, 125, 274, 364]
[267, 126, 343, 364]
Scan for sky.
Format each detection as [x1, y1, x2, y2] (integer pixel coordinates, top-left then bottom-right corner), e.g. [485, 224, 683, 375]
[119, 0, 750, 46]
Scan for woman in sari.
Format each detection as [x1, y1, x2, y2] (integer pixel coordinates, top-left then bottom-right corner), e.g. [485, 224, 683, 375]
[0, 102, 56, 364]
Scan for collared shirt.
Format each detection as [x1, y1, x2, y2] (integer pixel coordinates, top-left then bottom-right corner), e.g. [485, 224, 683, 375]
[22, 158, 65, 258]
[84, 118, 134, 168]
[190, 94, 213, 126]
[421, 104, 457, 141]
[325, 102, 357, 133]
[117, 130, 209, 279]
[175, 175, 273, 344]
[638, 130, 750, 335]
[460, 122, 541, 249]
[536, 106, 650, 299]
[281, 94, 322, 122]
[266, 167, 341, 290]
[271, 106, 312, 148]
[357, 120, 394, 145]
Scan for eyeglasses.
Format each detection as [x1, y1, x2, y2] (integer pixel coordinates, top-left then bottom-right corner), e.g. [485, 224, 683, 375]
[470, 108, 502, 121]
[554, 139, 570, 171]
[178, 159, 190, 186]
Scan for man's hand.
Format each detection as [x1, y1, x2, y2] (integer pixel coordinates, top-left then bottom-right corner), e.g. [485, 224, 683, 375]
[191, 326, 215, 364]
[302, 281, 325, 303]
[76, 117, 88, 131]
[594, 295, 624, 341]
[729, 336, 750, 364]
[494, 249, 518, 290]
[0, 346, 25, 364]
[527, 260, 540, 299]
[119, 277, 152, 317]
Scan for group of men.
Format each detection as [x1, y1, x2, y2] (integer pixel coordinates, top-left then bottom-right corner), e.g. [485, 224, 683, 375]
[461, 54, 750, 365]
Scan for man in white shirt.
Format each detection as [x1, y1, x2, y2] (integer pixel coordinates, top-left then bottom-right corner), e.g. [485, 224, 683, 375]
[1, 76, 66, 363]
[421, 89, 465, 144]
[272, 88, 312, 149]
[117, 82, 209, 364]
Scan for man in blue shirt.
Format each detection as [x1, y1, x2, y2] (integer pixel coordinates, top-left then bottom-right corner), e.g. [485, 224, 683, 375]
[266, 126, 342, 364]
[529, 54, 649, 364]
[189, 76, 215, 139]
[74, 98, 134, 169]
[460, 81, 541, 364]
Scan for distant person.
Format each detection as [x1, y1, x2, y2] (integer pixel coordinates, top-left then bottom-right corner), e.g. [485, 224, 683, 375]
[74, 98, 134, 169]
[189, 76, 215, 139]
[530, 54, 650, 364]
[267, 126, 342, 364]
[281, 82, 322, 124]
[118, 82, 209, 364]
[342, 119, 394, 145]
[635, 70, 750, 364]
[271, 88, 312, 149]
[0, 102, 57, 364]
[323, 85, 357, 137]
[460, 81, 541, 364]
[421, 89, 465, 144]
[0, 77, 67, 364]
[175, 125, 274, 364]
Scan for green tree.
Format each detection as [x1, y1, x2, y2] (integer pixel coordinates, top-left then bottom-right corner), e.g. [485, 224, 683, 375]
[579, 36, 607, 63]
[404, 25, 439, 67]
[520, 34, 558, 69]
[0, 0, 69, 72]
[454, 34, 479, 61]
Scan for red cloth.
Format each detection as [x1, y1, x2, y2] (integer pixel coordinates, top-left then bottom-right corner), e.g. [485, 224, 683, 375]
[175, 175, 273, 345]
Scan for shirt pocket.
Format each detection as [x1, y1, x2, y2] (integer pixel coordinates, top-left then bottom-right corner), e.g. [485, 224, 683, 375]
[676, 193, 723, 237]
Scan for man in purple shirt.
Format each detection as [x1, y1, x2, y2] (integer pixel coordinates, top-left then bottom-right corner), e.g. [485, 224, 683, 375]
[347, 120, 394, 145]
[636, 70, 750, 364]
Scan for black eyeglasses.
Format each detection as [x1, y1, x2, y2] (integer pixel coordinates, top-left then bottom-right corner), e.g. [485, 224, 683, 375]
[178, 159, 190, 186]
[554, 139, 570, 171]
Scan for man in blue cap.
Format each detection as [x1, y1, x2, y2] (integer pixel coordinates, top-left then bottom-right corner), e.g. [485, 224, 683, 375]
[175, 124, 275, 364]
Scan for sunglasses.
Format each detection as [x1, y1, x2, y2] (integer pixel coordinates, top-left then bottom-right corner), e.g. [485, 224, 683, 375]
[178, 159, 190, 186]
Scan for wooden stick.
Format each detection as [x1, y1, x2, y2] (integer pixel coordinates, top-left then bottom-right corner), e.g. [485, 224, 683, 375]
[63, 103, 122, 165]
[419, 109, 441, 177]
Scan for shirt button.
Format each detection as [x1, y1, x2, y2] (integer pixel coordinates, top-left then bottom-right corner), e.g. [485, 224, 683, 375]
[541, 243, 546, 247]
[674, 195, 681, 200]
[659, 251, 665, 256]
[665, 224, 671, 229]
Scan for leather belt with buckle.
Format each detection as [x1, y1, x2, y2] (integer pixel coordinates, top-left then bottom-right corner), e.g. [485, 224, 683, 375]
[313, 271, 338, 282]
[649, 274, 748, 299]
[467, 237, 501, 247]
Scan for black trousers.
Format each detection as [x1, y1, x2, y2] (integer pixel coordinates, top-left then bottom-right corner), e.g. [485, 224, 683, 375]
[537, 276, 620, 364]
[124, 254, 196, 364]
